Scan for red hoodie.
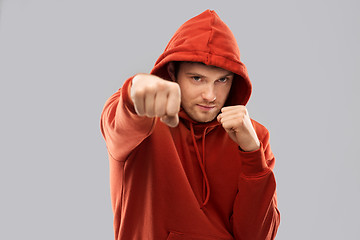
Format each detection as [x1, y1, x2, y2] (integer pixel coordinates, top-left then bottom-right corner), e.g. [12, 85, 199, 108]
[101, 10, 280, 240]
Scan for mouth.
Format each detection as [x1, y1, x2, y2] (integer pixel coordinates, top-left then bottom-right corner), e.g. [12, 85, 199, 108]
[196, 104, 216, 111]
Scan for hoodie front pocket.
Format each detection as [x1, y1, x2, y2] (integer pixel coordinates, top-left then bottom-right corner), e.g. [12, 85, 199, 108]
[166, 231, 232, 240]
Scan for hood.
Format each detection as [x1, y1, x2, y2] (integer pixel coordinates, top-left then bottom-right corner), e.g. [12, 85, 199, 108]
[150, 10, 253, 208]
[150, 9, 252, 107]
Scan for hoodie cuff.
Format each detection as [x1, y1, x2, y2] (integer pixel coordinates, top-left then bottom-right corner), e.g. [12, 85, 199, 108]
[238, 142, 270, 177]
[122, 76, 137, 115]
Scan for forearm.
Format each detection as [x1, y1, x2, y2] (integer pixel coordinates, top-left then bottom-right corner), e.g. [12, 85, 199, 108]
[231, 143, 280, 239]
[100, 77, 156, 161]
[232, 170, 280, 240]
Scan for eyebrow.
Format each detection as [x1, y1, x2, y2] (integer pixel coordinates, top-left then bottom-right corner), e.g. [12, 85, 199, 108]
[185, 72, 233, 78]
[185, 72, 206, 77]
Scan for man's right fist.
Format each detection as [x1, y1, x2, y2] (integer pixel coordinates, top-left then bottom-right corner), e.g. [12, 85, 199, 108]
[130, 74, 181, 127]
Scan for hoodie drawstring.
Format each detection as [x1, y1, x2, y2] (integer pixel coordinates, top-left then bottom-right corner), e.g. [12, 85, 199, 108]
[190, 123, 210, 209]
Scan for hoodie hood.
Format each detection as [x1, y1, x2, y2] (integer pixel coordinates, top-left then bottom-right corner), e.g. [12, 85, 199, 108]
[150, 9, 252, 106]
[151, 11, 253, 208]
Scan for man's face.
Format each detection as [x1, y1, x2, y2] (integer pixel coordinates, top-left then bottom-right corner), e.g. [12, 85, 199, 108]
[170, 62, 234, 123]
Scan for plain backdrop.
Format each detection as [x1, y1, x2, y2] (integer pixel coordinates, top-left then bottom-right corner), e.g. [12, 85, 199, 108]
[0, 0, 359, 239]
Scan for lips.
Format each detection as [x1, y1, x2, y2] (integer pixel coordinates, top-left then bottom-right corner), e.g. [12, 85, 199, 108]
[197, 104, 216, 111]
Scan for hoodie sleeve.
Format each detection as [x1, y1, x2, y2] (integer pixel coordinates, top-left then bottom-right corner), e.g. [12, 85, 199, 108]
[100, 77, 157, 162]
[231, 122, 280, 240]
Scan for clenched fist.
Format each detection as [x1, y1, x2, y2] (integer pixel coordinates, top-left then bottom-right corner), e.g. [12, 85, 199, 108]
[130, 74, 181, 127]
[217, 106, 260, 152]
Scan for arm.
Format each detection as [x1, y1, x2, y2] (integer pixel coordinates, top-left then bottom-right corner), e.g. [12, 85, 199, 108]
[101, 74, 182, 235]
[231, 131, 280, 240]
[218, 106, 280, 239]
[100, 76, 156, 162]
[100, 74, 181, 161]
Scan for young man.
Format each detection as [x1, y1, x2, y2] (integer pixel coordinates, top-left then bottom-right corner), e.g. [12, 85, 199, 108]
[101, 10, 280, 240]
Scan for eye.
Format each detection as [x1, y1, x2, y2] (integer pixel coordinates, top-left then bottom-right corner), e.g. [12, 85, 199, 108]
[191, 76, 201, 81]
[218, 77, 228, 83]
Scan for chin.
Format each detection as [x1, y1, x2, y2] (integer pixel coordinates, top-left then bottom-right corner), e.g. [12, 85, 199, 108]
[192, 114, 217, 123]
[184, 108, 218, 123]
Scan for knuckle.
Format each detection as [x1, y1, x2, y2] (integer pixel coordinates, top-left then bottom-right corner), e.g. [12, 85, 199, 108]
[169, 82, 180, 92]
[144, 84, 156, 94]
[145, 110, 155, 117]
[155, 107, 166, 117]
[133, 88, 145, 98]
[155, 80, 167, 90]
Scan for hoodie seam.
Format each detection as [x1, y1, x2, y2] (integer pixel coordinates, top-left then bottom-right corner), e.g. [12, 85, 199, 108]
[206, 12, 215, 64]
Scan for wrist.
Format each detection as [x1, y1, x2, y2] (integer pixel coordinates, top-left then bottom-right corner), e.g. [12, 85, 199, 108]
[239, 141, 260, 152]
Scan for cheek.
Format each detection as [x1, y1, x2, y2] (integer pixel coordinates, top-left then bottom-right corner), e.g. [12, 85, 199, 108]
[217, 85, 232, 101]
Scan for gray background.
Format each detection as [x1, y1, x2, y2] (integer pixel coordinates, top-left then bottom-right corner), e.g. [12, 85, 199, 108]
[0, 0, 359, 239]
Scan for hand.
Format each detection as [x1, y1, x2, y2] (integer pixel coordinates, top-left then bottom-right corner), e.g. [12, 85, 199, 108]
[217, 106, 260, 152]
[130, 73, 181, 127]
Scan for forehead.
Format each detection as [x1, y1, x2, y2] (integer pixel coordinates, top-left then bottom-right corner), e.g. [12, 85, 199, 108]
[179, 62, 233, 76]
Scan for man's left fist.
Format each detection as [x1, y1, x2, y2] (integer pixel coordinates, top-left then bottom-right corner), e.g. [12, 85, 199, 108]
[217, 106, 260, 152]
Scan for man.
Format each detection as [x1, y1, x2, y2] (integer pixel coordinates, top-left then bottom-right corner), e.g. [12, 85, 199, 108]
[101, 10, 280, 240]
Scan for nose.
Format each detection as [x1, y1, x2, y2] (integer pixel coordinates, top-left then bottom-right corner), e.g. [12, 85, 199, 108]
[201, 84, 216, 102]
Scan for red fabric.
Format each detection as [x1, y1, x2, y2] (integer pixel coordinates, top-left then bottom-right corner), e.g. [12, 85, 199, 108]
[101, 9, 280, 240]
